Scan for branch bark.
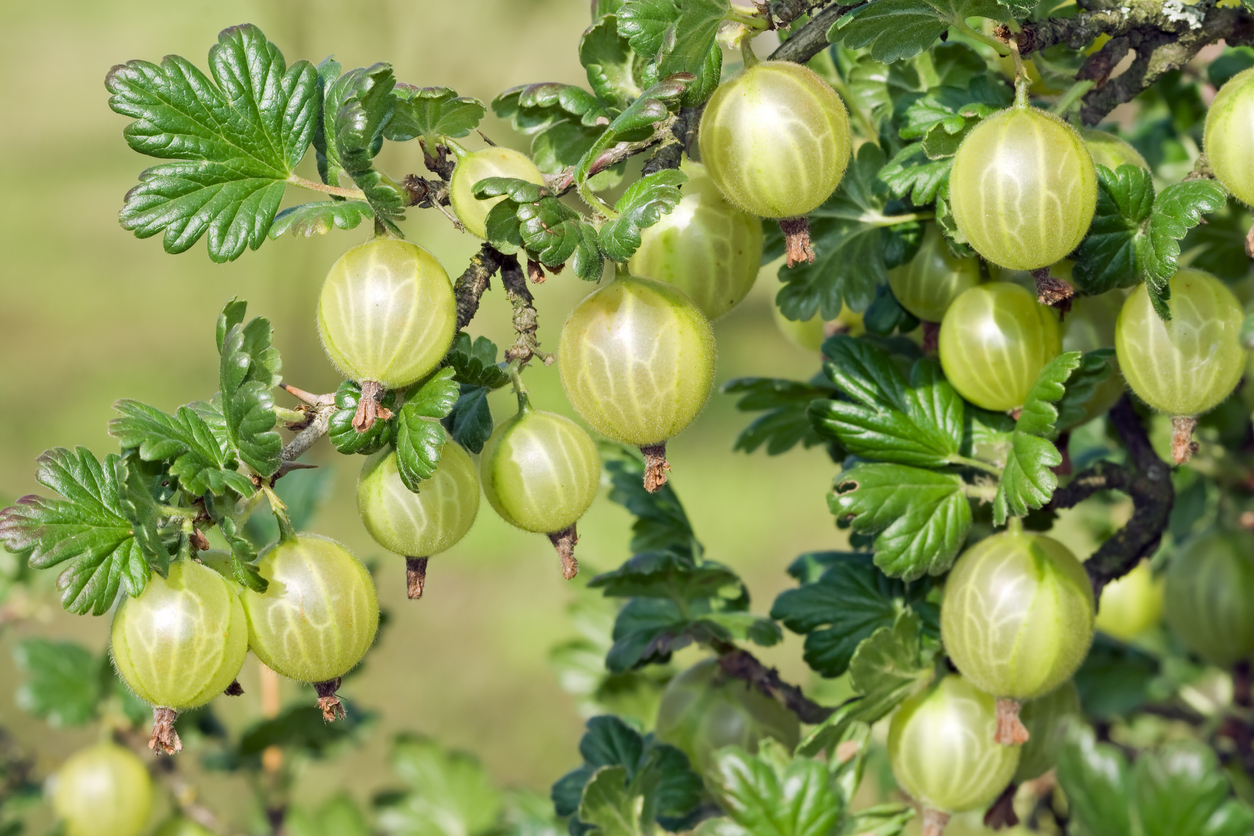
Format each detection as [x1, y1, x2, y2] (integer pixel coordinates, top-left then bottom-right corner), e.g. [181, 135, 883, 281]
[768, 2, 862, 64]
[499, 256, 554, 365]
[454, 243, 510, 330]
[1048, 397, 1174, 598]
[710, 640, 834, 723]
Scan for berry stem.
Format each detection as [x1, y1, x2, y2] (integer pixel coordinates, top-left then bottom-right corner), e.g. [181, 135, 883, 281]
[921, 809, 951, 836]
[995, 697, 1031, 745]
[406, 557, 429, 600]
[641, 443, 671, 493]
[1032, 267, 1075, 310]
[353, 380, 392, 432]
[778, 217, 816, 266]
[1171, 415, 1199, 465]
[507, 361, 532, 413]
[314, 678, 346, 721]
[149, 707, 183, 755]
[548, 525, 580, 580]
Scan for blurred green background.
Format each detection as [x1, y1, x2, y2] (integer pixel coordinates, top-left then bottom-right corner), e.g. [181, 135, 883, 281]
[0, 0, 848, 827]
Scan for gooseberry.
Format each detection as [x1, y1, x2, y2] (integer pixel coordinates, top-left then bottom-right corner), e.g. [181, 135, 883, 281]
[654, 659, 800, 773]
[51, 743, 153, 836]
[110, 557, 248, 713]
[940, 527, 1095, 741]
[240, 534, 379, 684]
[1204, 66, 1254, 206]
[449, 146, 547, 240]
[1060, 286, 1125, 427]
[888, 675, 1019, 828]
[1094, 559, 1164, 643]
[698, 60, 851, 219]
[1080, 128, 1149, 171]
[317, 238, 458, 389]
[1163, 528, 1254, 668]
[1014, 680, 1081, 782]
[949, 105, 1097, 271]
[938, 283, 1062, 412]
[1115, 268, 1244, 419]
[887, 224, 982, 323]
[627, 160, 763, 320]
[558, 275, 716, 488]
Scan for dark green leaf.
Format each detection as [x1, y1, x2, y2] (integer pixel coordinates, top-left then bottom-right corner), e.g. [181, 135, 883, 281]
[269, 200, 372, 238]
[1056, 724, 1132, 836]
[656, 0, 730, 81]
[992, 351, 1079, 525]
[604, 451, 699, 557]
[1133, 742, 1254, 836]
[599, 169, 687, 260]
[1181, 197, 1254, 281]
[771, 553, 934, 677]
[1054, 349, 1116, 431]
[105, 24, 319, 261]
[1139, 180, 1228, 320]
[898, 79, 1011, 145]
[588, 550, 741, 601]
[220, 516, 266, 593]
[810, 337, 963, 467]
[378, 735, 502, 836]
[605, 598, 690, 671]
[492, 83, 611, 176]
[520, 198, 587, 267]
[0, 447, 147, 615]
[1208, 46, 1254, 88]
[879, 143, 951, 207]
[577, 767, 643, 836]
[238, 704, 375, 759]
[829, 464, 972, 580]
[328, 381, 399, 456]
[444, 387, 495, 454]
[445, 334, 510, 389]
[724, 377, 837, 456]
[114, 454, 173, 573]
[581, 15, 641, 110]
[395, 370, 459, 491]
[1073, 634, 1159, 719]
[596, 76, 690, 147]
[1072, 165, 1155, 295]
[109, 400, 255, 496]
[13, 639, 103, 727]
[218, 305, 282, 478]
[861, 285, 920, 336]
[705, 743, 843, 836]
[387, 85, 486, 144]
[618, 0, 681, 57]
[833, 0, 1011, 63]
[846, 611, 933, 723]
[335, 63, 405, 230]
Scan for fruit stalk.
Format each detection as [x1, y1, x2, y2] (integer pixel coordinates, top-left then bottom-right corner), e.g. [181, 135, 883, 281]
[352, 380, 392, 432]
[995, 698, 1030, 746]
[548, 526, 580, 581]
[922, 809, 951, 836]
[406, 557, 429, 600]
[149, 707, 182, 755]
[1170, 416, 1199, 465]
[1031, 267, 1073, 309]
[314, 678, 345, 721]
[641, 444, 672, 493]
[778, 217, 816, 266]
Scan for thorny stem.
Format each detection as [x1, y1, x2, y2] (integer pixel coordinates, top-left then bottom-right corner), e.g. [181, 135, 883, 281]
[500, 257, 555, 365]
[455, 243, 511, 330]
[286, 174, 366, 200]
[548, 525, 580, 580]
[1048, 397, 1174, 599]
[768, 2, 861, 64]
[279, 386, 336, 465]
[406, 557, 429, 600]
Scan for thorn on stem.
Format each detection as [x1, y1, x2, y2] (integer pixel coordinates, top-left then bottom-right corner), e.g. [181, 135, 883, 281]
[149, 707, 182, 755]
[406, 557, 429, 600]
[548, 525, 580, 580]
[314, 678, 345, 721]
[1171, 415, 1199, 465]
[995, 698, 1030, 746]
[224, 680, 244, 697]
[353, 381, 392, 432]
[641, 443, 671, 493]
[778, 217, 815, 266]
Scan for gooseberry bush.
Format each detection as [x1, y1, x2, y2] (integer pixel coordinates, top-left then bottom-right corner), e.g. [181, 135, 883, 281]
[7, 2, 1254, 836]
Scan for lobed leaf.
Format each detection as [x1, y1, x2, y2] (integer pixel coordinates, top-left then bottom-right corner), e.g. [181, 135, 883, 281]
[386, 85, 486, 144]
[1072, 164, 1155, 295]
[846, 611, 934, 725]
[604, 451, 699, 557]
[379, 735, 502, 836]
[1139, 180, 1229, 320]
[335, 63, 406, 231]
[598, 169, 687, 261]
[13, 639, 104, 727]
[704, 742, 843, 836]
[106, 24, 319, 261]
[109, 400, 255, 496]
[269, 200, 372, 238]
[581, 15, 640, 111]
[394, 369, 460, 491]
[218, 303, 283, 479]
[834, 0, 1012, 63]
[879, 143, 952, 206]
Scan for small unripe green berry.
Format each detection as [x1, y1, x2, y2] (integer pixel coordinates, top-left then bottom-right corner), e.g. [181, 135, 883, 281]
[449, 147, 546, 239]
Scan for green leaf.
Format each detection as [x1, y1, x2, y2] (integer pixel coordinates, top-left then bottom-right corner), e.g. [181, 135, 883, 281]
[604, 451, 700, 557]
[328, 381, 399, 456]
[106, 24, 318, 262]
[378, 736, 502, 836]
[218, 304, 282, 478]
[1139, 180, 1229, 320]
[581, 15, 641, 110]
[1073, 634, 1159, 720]
[829, 464, 972, 580]
[577, 767, 643, 836]
[599, 169, 687, 261]
[109, 400, 256, 496]
[770, 144, 911, 320]
[589, 550, 741, 602]
[1072, 165, 1155, 295]
[445, 334, 510, 389]
[833, 0, 1011, 63]
[656, 0, 730, 81]
[618, 0, 681, 57]
[846, 611, 933, 723]
[336, 66, 406, 233]
[723, 376, 838, 456]
[395, 368, 460, 491]
[114, 455, 173, 573]
[289, 796, 371, 836]
[492, 83, 612, 176]
[595, 75, 690, 149]
[771, 553, 935, 678]
[444, 387, 495, 455]
[879, 143, 951, 206]
[0, 447, 148, 615]
[704, 742, 843, 836]
[1054, 349, 1116, 431]
[1181, 197, 1254, 281]
[269, 200, 372, 238]
[237, 704, 375, 759]
[898, 79, 1011, 145]
[387, 85, 487, 145]
[1134, 742, 1254, 836]
[220, 516, 267, 593]
[604, 598, 691, 672]
[992, 352, 1080, 525]
[13, 639, 103, 727]
[809, 337, 963, 467]
[1055, 724, 1132, 836]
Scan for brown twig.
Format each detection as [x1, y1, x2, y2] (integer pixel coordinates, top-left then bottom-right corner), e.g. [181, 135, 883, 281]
[455, 243, 511, 330]
[278, 385, 337, 464]
[500, 256, 555, 365]
[713, 643, 834, 724]
[768, 2, 864, 64]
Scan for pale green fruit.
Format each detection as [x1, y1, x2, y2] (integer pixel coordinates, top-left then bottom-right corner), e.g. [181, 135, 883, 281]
[1164, 529, 1254, 668]
[110, 558, 248, 711]
[627, 160, 763, 320]
[1095, 560, 1164, 642]
[888, 224, 982, 323]
[357, 444, 480, 556]
[888, 675, 1020, 814]
[559, 276, 716, 446]
[1080, 128, 1149, 171]
[240, 534, 379, 683]
[949, 105, 1097, 271]
[52, 743, 153, 836]
[1061, 287, 1125, 427]
[449, 147, 546, 239]
[1115, 269, 1245, 418]
[941, 529, 1095, 701]
[481, 408, 600, 534]
[1205, 66, 1254, 206]
[317, 238, 457, 388]
[1015, 680, 1081, 781]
